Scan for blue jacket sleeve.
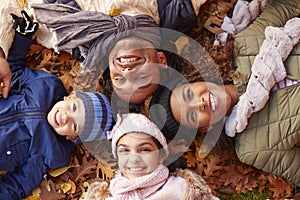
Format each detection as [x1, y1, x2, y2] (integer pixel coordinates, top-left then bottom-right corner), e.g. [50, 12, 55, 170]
[0, 155, 47, 199]
[7, 32, 32, 72]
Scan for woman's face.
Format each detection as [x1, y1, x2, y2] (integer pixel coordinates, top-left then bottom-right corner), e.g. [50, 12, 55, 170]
[170, 82, 232, 130]
[48, 93, 85, 138]
[109, 36, 167, 104]
[116, 132, 164, 179]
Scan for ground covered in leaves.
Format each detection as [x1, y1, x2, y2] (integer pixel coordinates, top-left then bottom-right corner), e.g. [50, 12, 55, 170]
[13, 0, 300, 199]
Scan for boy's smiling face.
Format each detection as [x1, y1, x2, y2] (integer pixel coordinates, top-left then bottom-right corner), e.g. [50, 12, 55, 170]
[48, 92, 85, 140]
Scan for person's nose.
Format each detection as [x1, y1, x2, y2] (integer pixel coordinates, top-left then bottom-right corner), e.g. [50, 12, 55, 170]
[61, 110, 73, 124]
[191, 96, 207, 112]
[129, 153, 142, 163]
[198, 99, 208, 111]
[120, 66, 135, 74]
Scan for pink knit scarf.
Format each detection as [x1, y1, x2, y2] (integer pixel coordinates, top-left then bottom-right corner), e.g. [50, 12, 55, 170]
[108, 164, 169, 200]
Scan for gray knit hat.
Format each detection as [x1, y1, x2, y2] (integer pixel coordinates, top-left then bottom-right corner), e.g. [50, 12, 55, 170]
[75, 92, 113, 142]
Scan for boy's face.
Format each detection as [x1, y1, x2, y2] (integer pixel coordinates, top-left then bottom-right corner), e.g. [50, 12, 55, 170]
[170, 82, 231, 131]
[116, 132, 164, 179]
[109, 36, 167, 104]
[48, 93, 85, 139]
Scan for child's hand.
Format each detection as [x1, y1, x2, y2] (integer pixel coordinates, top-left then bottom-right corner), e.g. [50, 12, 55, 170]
[0, 56, 12, 99]
[10, 10, 39, 38]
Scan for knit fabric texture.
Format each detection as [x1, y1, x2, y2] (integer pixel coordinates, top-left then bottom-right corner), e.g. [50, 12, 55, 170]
[108, 113, 169, 159]
[75, 92, 113, 142]
[149, 75, 191, 140]
[108, 164, 170, 200]
[31, 3, 160, 72]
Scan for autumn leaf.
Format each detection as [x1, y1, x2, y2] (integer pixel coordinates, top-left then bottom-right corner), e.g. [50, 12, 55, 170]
[97, 160, 115, 181]
[184, 151, 198, 168]
[219, 165, 244, 188]
[73, 156, 98, 182]
[48, 166, 73, 177]
[22, 0, 298, 199]
[40, 180, 66, 200]
[267, 175, 294, 199]
[19, 0, 28, 9]
[28, 43, 46, 57]
[203, 156, 222, 177]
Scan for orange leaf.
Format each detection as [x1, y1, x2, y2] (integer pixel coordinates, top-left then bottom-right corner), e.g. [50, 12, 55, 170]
[184, 151, 198, 168]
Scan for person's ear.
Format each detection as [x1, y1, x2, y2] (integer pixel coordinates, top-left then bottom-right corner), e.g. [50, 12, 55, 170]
[157, 52, 168, 69]
[64, 91, 76, 100]
[66, 136, 78, 142]
[70, 91, 76, 96]
[158, 151, 167, 164]
[199, 125, 213, 133]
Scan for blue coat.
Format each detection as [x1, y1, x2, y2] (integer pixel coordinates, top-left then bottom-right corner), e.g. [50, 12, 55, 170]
[0, 33, 75, 199]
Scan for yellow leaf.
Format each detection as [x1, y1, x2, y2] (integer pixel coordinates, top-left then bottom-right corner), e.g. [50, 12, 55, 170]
[48, 166, 71, 177]
[173, 36, 190, 55]
[31, 187, 41, 197]
[23, 195, 40, 200]
[18, 0, 28, 9]
[60, 183, 72, 193]
[97, 160, 115, 180]
[109, 7, 121, 16]
[82, 181, 89, 188]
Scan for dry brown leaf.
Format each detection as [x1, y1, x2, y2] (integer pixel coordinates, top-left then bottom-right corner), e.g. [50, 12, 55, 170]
[267, 175, 294, 199]
[56, 51, 72, 64]
[184, 151, 198, 168]
[236, 163, 256, 175]
[74, 156, 98, 182]
[40, 181, 66, 200]
[28, 43, 46, 57]
[203, 156, 222, 177]
[218, 165, 244, 188]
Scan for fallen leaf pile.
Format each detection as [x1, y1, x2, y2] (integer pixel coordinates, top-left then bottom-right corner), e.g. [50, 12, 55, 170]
[6, 0, 298, 199]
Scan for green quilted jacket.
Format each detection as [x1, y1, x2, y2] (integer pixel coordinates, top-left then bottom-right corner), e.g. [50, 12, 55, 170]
[233, 0, 300, 186]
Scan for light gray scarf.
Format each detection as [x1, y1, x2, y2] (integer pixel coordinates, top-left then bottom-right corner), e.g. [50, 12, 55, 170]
[31, 3, 161, 72]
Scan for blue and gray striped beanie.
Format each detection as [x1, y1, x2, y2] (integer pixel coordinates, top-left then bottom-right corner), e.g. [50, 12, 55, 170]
[75, 92, 113, 142]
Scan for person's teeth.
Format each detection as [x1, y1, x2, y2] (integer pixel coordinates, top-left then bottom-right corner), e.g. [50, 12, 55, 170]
[210, 93, 216, 112]
[120, 57, 138, 63]
[129, 167, 143, 172]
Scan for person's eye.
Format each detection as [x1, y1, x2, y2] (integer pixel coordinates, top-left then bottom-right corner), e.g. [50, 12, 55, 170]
[136, 75, 149, 82]
[114, 76, 126, 83]
[72, 103, 77, 131]
[73, 103, 77, 112]
[189, 110, 197, 125]
[118, 148, 129, 154]
[185, 86, 193, 101]
[73, 122, 77, 132]
[188, 88, 193, 99]
[139, 147, 152, 153]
